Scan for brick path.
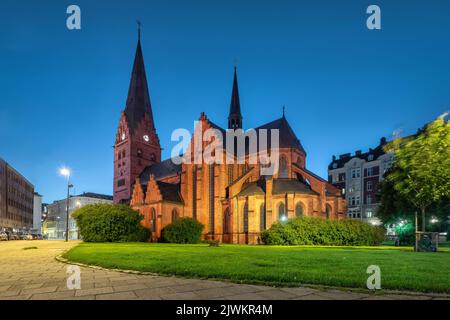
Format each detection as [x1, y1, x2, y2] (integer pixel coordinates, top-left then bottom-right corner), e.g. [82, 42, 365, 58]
[0, 241, 448, 300]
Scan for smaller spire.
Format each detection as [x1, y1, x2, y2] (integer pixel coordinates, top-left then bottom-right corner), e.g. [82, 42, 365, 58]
[228, 66, 243, 129]
[282, 106, 286, 118]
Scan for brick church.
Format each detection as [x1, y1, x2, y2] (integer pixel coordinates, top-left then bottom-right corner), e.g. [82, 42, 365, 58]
[114, 35, 347, 244]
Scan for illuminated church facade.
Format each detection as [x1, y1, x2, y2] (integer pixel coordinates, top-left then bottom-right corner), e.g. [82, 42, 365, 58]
[114, 36, 347, 244]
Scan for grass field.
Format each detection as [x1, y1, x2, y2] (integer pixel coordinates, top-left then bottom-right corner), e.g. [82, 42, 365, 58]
[63, 242, 450, 293]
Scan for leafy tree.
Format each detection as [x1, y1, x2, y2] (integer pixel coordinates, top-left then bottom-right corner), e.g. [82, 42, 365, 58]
[384, 119, 450, 232]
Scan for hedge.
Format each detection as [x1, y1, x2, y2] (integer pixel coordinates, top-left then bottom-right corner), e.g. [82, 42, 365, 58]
[72, 204, 149, 242]
[260, 217, 386, 246]
[161, 218, 204, 244]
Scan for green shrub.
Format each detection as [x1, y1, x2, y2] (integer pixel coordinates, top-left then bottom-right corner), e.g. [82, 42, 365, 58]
[261, 217, 385, 246]
[161, 218, 204, 244]
[395, 223, 415, 246]
[72, 204, 149, 242]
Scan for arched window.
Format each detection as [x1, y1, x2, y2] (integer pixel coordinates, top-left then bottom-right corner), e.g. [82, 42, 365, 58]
[228, 165, 233, 185]
[192, 166, 197, 219]
[278, 202, 286, 221]
[326, 205, 332, 219]
[295, 202, 304, 217]
[260, 203, 266, 231]
[223, 209, 232, 234]
[279, 156, 288, 178]
[243, 200, 249, 233]
[171, 209, 179, 222]
[137, 149, 142, 158]
[150, 208, 156, 232]
[209, 165, 215, 234]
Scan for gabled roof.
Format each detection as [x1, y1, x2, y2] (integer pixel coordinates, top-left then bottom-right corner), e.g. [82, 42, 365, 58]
[124, 38, 155, 131]
[139, 158, 182, 183]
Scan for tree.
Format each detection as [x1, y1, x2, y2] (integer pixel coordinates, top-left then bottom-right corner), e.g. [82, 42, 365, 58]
[384, 119, 450, 232]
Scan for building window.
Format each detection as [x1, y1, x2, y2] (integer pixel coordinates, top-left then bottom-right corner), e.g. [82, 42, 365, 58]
[367, 195, 372, 205]
[351, 168, 361, 178]
[326, 205, 332, 219]
[209, 165, 215, 235]
[278, 202, 286, 221]
[295, 202, 304, 217]
[192, 166, 197, 219]
[243, 200, 249, 233]
[356, 196, 360, 205]
[228, 165, 233, 185]
[333, 163, 338, 169]
[137, 149, 142, 158]
[150, 208, 156, 232]
[171, 209, 179, 222]
[367, 180, 373, 191]
[368, 154, 374, 161]
[117, 179, 125, 187]
[367, 167, 374, 177]
[279, 156, 288, 178]
[260, 203, 266, 231]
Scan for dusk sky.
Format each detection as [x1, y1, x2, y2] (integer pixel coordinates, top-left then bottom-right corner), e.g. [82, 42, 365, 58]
[1, 0, 449, 203]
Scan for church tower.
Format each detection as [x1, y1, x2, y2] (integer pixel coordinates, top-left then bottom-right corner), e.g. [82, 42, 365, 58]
[113, 31, 161, 204]
[228, 66, 243, 129]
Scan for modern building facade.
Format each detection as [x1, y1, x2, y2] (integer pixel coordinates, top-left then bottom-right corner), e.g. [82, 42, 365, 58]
[33, 192, 43, 232]
[43, 192, 113, 240]
[0, 158, 34, 230]
[114, 35, 347, 244]
[327, 138, 395, 225]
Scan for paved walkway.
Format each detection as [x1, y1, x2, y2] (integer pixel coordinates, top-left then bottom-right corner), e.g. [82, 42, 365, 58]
[0, 241, 448, 300]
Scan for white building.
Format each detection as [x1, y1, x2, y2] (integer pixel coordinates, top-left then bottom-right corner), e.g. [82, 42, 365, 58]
[43, 192, 113, 240]
[33, 193, 43, 233]
[327, 137, 395, 225]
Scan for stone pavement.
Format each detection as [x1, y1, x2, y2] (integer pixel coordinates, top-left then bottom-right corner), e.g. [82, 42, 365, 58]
[0, 241, 448, 300]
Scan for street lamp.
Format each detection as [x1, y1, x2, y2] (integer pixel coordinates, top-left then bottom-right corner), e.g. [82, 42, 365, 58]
[59, 167, 73, 242]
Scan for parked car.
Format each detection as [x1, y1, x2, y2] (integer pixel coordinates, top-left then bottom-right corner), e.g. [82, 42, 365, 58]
[24, 234, 33, 240]
[31, 234, 43, 240]
[8, 233, 20, 240]
[0, 232, 8, 241]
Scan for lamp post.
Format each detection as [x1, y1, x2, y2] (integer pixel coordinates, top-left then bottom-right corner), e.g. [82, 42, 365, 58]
[59, 168, 73, 242]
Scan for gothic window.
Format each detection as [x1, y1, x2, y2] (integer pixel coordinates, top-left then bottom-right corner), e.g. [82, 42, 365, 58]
[243, 199, 249, 233]
[137, 149, 142, 158]
[295, 202, 304, 217]
[209, 165, 215, 234]
[279, 156, 288, 178]
[171, 209, 179, 222]
[228, 165, 233, 185]
[278, 202, 286, 221]
[150, 208, 156, 232]
[260, 203, 266, 231]
[326, 205, 332, 219]
[192, 166, 197, 219]
[150, 153, 156, 161]
[223, 209, 232, 234]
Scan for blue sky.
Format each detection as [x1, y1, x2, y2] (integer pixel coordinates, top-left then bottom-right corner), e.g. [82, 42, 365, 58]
[1, 0, 449, 203]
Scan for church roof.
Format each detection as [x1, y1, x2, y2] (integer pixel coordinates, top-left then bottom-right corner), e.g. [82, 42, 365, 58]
[139, 158, 182, 183]
[156, 181, 183, 203]
[255, 116, 306, 154]
[236, 182, 265, 197]
[272, 178, 318, 195]
[124, 38, 155, 131]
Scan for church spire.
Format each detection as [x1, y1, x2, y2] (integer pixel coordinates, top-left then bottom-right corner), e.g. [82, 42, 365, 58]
[228, 66, 243, 129]
[124, 27, 155, 131]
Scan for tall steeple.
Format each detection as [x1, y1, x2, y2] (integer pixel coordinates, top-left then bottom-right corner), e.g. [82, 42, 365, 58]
[228, 66, 243, 129]
[124, 28, 155, 131]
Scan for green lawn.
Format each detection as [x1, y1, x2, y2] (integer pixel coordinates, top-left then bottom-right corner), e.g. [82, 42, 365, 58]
[63, 243, 450, 293]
